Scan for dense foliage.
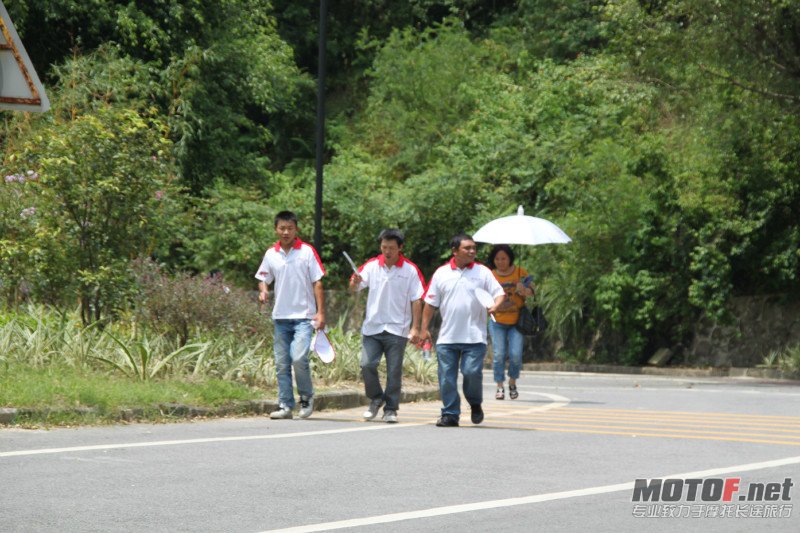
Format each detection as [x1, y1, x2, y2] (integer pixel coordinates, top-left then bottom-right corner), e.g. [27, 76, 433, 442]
[2, 1, 799, 364]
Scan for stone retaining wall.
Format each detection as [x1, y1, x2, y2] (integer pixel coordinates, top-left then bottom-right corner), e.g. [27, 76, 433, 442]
[689, 295, 800, 367]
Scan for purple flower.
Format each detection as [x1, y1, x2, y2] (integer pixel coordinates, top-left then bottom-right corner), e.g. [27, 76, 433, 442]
[26, 170, 39, 181]
[154, 190, 164, 200]
[5, 174, 20, 183]
[20, 207, 36, 218]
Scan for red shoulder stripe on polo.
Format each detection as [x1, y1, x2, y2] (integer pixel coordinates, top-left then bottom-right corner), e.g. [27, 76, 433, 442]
[298, 240, 326, 275]
[350, 256, 378, 282]
[422, 262, 451, 300]
[359, 256, 379, 273]
[403, 258, 427, 292]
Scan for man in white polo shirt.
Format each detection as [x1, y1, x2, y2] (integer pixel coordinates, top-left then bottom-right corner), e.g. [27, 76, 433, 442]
[255, 211, 326, 420]
[420, 233, 504, 427]
[350, 229, 425, 423]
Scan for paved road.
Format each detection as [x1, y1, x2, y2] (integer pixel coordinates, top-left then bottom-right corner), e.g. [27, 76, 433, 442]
[2, 372, 800, 532]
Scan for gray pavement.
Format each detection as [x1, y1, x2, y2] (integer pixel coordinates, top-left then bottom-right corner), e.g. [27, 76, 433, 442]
[2, 371, 799, 532]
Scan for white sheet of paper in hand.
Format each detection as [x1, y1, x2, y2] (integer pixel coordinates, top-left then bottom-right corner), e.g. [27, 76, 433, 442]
[474, 288, 495, 308]
[474, 287, 497, 322]
[342, 251, 359, 275]
[313, 329, 336, 363]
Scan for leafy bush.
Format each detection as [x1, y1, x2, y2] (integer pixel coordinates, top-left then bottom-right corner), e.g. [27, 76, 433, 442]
[5, 94, 181, 324]
[0, 170, 43, 306]
[132, 259, 267, 346]
[182, 182, 277, 287]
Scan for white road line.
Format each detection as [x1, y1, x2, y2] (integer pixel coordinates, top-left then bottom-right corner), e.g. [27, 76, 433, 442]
[496, 392, 569, 417]
[517, 384, 800, 396]
[0, 393, 569, 458]
[263, 455, 800, 533]
[0, 424, 422, 458]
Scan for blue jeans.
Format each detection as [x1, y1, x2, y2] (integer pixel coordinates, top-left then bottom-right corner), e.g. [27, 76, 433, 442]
[361, 332, 407, 411]
[489, 321, 524, 383]
[436, 343, 486, 419]
[273, 319, 315, 409]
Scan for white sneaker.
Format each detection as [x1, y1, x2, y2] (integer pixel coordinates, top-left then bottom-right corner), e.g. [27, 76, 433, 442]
[299, 396, 314, 419]
[362, 398, 383, 420]
[270, 405, 293, 419]
[382, 410, 398, 423]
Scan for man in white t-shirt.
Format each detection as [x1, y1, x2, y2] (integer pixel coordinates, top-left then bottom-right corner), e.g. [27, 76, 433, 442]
[421, 234, 504, 427]
[350, 229, 425, 423]
[255, 211, 326, 420]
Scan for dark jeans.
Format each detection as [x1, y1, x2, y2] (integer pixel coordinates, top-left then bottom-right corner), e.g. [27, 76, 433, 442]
[361, 332, 407, 411]
[436, 343, 486, 419]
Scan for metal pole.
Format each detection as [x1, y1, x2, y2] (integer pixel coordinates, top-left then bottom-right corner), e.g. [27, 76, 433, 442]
[314, 0, 328, 251]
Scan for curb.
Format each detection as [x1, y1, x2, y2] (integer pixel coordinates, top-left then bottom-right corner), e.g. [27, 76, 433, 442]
[522, 362, 800, 381]
[0, 408, 17, 425]
[0, 386, 441, 426]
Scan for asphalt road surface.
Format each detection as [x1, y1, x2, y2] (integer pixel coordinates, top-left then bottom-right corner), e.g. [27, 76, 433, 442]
[2, 371, 800, 532]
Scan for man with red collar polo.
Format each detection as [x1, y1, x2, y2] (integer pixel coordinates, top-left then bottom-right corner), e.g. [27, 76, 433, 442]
[255, 211, 326, 420]
[420, 234, 504, 427]
[350, 229, 425, 423]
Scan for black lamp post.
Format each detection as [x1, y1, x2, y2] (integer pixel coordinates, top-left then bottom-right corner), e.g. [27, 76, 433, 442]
[314, 0, 328, 252]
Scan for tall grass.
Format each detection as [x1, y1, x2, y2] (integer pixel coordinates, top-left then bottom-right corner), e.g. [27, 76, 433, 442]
[0, 306, 98, 367]
[309, 317, 438, 385]
[0, 305, 272, 382]
[1, 306, 441, 426]
[1, 305, 438, 402]
[760, 344, 800, 375]
[94, 330, 210, 381]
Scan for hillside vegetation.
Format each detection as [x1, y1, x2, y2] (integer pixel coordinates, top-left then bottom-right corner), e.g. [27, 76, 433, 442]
[2, 1, 799, 364]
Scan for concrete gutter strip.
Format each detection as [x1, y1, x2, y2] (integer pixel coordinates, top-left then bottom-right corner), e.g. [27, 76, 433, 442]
[0, 408, 18, 425]
[522, 362, 800, 381]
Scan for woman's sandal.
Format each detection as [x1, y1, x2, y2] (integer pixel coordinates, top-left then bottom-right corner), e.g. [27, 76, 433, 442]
[509, 384, 519, 400]
[495, 387, 505, 400]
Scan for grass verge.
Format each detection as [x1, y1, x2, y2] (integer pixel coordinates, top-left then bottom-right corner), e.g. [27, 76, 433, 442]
[1, 306, 440, 427]
[1, 363, 266, 426]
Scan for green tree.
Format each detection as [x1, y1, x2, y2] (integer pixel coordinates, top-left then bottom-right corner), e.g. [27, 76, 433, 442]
[11, 105, 179, 324]
[184, 182, 276, 287]
[162, 8, 312, 193]
[6, 1, 312, 194]
[603, 0, 800, 107]
[0, 170, 44, 306]
[604, 0, 800, 303]
[496, 0, 606, 61]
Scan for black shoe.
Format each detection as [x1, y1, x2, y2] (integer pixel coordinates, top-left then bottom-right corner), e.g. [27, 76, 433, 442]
[470, 404, 484, 425]
[436, 415, 459, 427]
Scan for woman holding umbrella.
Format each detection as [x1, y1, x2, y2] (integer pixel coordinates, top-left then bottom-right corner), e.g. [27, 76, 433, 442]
[473, 206, 572, 399]
[487, 244, 533, 400]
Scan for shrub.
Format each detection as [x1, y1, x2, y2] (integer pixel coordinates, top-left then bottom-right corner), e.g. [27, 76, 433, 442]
[132, 259, 268, 346]
[182, 181, 276, 287]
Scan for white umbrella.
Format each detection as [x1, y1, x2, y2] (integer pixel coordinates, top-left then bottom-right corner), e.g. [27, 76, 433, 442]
[473, 206, 571, 245]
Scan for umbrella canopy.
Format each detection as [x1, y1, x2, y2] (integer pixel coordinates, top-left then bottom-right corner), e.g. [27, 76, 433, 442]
[473, 206, 571, 246]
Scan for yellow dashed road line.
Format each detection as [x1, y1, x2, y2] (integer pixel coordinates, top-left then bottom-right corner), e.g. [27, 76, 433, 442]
[319, 401, 800, 447]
